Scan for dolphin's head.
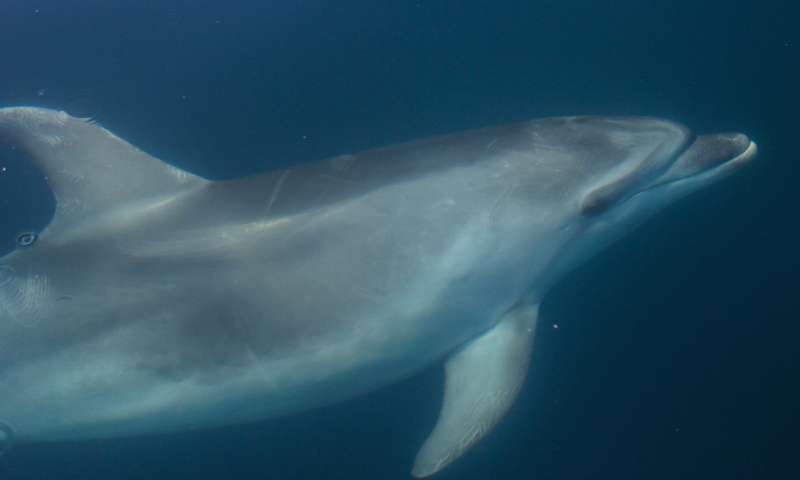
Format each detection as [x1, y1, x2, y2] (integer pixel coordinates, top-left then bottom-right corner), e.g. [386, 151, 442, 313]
[505, 116, 757, 283]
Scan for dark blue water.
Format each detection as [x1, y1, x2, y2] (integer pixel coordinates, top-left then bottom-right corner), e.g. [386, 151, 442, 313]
[0, 1, 797, 479]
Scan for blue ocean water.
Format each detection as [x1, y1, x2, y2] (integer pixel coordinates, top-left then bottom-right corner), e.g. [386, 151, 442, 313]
[0, 1, 797, 479]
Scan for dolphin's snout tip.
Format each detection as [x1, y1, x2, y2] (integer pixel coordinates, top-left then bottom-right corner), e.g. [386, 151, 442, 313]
[731, 136, 758, 166]
[731, 132, 750, 148]
[715, 132, 752, 158]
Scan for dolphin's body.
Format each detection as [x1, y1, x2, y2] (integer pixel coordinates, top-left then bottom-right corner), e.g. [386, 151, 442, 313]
[0, 107, 756, 475]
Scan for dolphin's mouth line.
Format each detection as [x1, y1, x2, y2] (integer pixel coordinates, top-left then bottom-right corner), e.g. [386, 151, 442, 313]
[642, 140, 758, 193]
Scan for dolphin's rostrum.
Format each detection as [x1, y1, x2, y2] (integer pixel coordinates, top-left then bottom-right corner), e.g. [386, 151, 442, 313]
[0, 107, 756, 476]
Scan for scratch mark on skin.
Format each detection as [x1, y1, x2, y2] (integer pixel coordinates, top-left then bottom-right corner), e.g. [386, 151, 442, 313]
[265, 171, 290, 215]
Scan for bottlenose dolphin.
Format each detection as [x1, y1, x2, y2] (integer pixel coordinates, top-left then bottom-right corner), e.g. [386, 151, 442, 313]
[0, 107, 756, 475]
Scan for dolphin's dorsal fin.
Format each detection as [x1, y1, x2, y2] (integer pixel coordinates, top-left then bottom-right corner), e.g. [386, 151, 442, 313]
[0, 107, 206, 233]
[412, 302, 539, 477]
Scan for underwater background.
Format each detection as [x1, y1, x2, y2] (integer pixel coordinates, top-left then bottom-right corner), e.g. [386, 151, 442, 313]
[0, 1, 797, 479]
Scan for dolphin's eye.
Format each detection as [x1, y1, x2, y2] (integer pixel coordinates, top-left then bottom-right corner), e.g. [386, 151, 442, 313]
[16, 232, 37, 247]
[581, 191, 613, 215]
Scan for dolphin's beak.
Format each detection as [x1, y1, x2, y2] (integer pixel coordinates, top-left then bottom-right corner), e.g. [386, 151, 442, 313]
[646, 132, 757, 189]
[683, 133, 752, 171]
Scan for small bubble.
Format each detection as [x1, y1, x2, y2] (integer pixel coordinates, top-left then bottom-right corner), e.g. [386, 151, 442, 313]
[37, 88, 46, 97]
[552, 323, 560, 330]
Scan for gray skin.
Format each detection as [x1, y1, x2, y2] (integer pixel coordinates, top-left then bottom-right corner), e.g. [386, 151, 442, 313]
[0, 108, 756, 475]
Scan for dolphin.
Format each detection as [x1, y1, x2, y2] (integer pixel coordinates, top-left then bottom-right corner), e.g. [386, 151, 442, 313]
[0, 107, 756, 475]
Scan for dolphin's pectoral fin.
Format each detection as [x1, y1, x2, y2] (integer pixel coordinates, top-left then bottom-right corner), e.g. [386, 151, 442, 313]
[412, 302, 539, 477]
[0, 107, 206, 233]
